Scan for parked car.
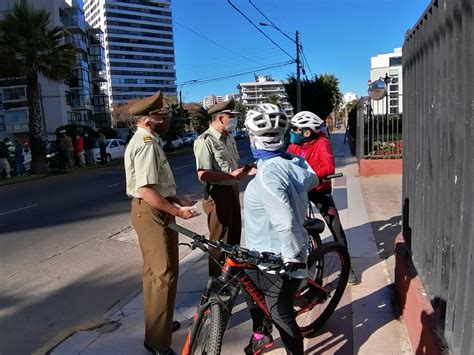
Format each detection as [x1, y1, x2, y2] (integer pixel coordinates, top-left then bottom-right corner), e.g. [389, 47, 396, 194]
[182, 131, 198, 145]
[233, 130, 249, 140]
[168, 135, 184, 149]
[93, 139, 127, 162]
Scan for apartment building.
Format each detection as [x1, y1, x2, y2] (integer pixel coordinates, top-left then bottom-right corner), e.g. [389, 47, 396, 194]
[202, 95, 223, 109]
[370, 47, 403, 115]
[0, 0, 110, 141]
[83, 0, 177, 105]
[237, 75, 293, 117]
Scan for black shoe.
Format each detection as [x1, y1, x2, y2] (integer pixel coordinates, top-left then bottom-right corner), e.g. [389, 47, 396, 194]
[143, 342, 177, 355]
[244, 333, 273, 355]
[172, 320, 181, 332]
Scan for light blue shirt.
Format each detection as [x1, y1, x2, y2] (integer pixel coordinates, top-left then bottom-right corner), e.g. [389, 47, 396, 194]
[244, 154, 318, 277]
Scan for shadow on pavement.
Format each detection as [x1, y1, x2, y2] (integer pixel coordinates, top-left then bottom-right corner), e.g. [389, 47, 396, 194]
[0, 266, 140, 355]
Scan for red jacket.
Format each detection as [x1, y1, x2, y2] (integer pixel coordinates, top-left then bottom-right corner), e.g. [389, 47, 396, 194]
[73, 136, 84, 153]
[287, 133, 335, 192]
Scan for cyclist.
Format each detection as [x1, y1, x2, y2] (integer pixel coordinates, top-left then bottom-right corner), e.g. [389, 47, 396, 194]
[287, 112, 347, 245]
[242, 104, 318, 355]
[287, 111, 357, 284]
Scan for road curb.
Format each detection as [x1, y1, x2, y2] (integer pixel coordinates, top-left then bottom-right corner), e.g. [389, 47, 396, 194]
[394, 233, 449, 355]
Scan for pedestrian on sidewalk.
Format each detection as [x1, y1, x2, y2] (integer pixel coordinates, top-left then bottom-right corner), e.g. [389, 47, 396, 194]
[0, 140, 11, 179]
[58, 130, 74, 169]
[242, 104, 318, 355]
[83, 132, 96, 165]
[98, 132, 107, 164]
[73, 134, 85, 167]
[287, 111, 357, 283]
[124, 91, 200, 355]
[193, 98, 250, 279]
[14, 140, 25, 176]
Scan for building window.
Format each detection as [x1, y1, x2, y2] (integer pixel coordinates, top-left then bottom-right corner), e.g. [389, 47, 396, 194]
[3, 87, 26, 101]
[389, 56, 402, 66]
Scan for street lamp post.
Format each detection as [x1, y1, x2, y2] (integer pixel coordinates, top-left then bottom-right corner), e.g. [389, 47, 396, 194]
[383, 73, 391, 122]
[178, 80, 198, 114]
[259, 22, 302, 112]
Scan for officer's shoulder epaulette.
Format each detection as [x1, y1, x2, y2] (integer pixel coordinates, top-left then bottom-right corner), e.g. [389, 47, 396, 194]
[143, 136, 153, 144]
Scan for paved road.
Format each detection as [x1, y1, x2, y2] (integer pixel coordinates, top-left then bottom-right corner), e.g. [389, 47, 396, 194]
[0, 139, 253, 355]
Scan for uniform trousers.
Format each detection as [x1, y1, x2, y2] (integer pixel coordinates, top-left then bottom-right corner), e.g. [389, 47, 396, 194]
[202, 184, 241, 277]
[131, 198, 179, 349]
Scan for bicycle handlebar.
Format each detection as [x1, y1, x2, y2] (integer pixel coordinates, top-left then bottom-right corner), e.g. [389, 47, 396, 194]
[167, 223, 304, 271]
[323, 173, 343, 181]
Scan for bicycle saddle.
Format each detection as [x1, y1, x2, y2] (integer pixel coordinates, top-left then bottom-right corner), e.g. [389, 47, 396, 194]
[303, 218, 325, 234]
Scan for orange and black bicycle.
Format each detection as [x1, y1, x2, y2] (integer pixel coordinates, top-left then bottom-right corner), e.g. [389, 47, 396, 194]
[167, 221, 350, 355]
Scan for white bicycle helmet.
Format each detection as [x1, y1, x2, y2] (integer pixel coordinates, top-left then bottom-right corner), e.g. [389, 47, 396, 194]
[245, 104, 289, 151]
[291, 111, 324, 132]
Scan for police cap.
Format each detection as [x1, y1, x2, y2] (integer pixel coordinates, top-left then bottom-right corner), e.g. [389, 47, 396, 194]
[208, 98, 238, 115]
[129, 91, 164, 116]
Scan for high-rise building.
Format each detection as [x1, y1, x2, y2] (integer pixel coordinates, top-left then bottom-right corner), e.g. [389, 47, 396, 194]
[202, 95, 223, 109]
[0, 0, 110, 142]
[237, 75, 293, 117]
[83, 0, 177, 105]
[370, 47, 403, 115]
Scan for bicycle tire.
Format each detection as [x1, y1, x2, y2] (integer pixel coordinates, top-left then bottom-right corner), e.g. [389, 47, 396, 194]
[294, 242, 350, 336]
[183, 302, 224, 355]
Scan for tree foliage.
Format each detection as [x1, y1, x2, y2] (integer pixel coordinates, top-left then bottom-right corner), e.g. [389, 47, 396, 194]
[0, 1, 75, 173]
[284, 73, 342, 120]
[191, 106, 211, 134]
[234, 101, 247, 129]
[265, 94, 281, 106]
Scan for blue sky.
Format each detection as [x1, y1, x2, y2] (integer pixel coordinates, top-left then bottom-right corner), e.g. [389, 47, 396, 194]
[172, 0, 429, 103]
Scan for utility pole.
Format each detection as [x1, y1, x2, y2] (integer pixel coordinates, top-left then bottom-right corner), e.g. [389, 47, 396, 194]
[296, 30, 301, 112]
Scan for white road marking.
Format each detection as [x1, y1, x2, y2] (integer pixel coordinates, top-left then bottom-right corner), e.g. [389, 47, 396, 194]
[0, 204, 39, 216]
[173, 163, 195, 170]
[107, 181, 125, 187]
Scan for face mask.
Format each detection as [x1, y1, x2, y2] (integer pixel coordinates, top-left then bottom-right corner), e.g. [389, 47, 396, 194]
[152, 116, 170, 136]
[289, 131, 302, 145]
[226, 117, 237, 132]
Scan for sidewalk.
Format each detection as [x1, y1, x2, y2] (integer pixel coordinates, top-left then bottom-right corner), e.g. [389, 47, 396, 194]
[47, 131, 412, 355]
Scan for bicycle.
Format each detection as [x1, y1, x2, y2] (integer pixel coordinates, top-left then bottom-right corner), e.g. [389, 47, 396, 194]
[304, 172, 344, 248]
[167, 221, 350, 355]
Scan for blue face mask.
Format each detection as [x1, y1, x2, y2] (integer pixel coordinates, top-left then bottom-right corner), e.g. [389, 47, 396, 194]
[289, 131, 302, 145]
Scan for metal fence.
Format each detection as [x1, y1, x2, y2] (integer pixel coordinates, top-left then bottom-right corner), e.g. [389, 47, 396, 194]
[355, 94, 403, 159]
[402, 0, 473, 354]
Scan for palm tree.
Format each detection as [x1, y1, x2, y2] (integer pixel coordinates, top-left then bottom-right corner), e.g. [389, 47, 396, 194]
[265, 94, 281, 106]
[0, 1, 75, 173]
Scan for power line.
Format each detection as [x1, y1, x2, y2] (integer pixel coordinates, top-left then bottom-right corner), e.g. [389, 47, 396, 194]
[173, 20, 263, 66]
[227, 0, 294, 61]
[300, 47, 314, 77]
[248, 0, 295, 43]
[177, 47, 291, 77]
[177, 60, 293, 87]
[177, 49, 292, 81]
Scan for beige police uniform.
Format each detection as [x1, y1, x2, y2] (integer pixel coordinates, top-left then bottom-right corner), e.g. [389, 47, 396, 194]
[193, 99, 242, 277]
[124, 93, 179, 350]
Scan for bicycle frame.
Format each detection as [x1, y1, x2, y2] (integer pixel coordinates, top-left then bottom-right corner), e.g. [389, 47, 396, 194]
[183, 253, 331, 354]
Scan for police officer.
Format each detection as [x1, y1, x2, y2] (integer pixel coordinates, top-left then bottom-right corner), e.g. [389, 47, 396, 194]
[193, 98, 250, 278]
[124, 91, 199, 355]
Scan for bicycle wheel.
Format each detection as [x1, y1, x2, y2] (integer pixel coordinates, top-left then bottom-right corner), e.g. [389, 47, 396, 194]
[294, 242, 350, 336]
[182, 302, 224, 355]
